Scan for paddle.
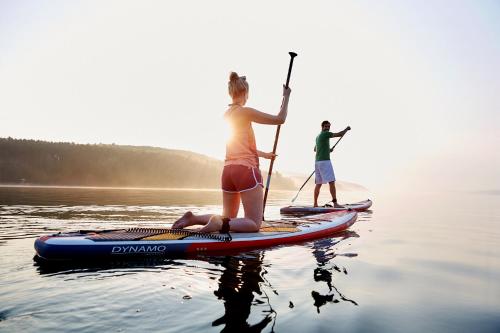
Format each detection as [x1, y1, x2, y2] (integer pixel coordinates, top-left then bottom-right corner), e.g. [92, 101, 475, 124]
[290, 127, 351, 204]
[291, 170, 315, 203]
[263, 51, 298, 216]
[329, 126, 350, 152]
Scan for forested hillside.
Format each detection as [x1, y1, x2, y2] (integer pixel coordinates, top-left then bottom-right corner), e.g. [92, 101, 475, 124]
[0, 138, 294, 189]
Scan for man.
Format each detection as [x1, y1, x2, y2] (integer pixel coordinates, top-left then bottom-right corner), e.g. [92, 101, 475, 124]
[314, 120, 350, 207]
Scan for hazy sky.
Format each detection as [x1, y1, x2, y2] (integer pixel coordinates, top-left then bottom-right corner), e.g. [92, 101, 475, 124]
[1, 1, 499, 192]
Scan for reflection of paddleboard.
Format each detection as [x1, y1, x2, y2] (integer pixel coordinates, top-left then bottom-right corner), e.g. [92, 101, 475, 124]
[34, 210, 357, 262]
[280, 199, 372, 215]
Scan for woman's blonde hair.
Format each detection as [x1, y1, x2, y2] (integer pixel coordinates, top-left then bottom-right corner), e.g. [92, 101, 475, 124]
[228, 72, 249, 99]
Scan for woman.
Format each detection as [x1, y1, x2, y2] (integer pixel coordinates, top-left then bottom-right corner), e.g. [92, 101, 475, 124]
[172, 72, 291, 233]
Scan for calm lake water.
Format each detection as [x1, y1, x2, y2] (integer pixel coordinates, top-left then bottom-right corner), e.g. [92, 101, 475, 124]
[0, 186, 499, 332]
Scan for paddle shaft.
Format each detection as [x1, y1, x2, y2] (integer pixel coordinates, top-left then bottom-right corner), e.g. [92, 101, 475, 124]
[330, 133, 344, 151]
[290, 133, 347, 203]
[263, 52, 297, 215]
[291, 170, 315, 203]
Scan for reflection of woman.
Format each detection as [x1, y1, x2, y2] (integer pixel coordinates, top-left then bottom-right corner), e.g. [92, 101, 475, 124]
[173, 72, 291, 233]
[211, 253, 274, 332]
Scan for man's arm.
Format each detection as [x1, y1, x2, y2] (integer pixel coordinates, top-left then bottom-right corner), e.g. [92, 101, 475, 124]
[331, 126, 351, 137]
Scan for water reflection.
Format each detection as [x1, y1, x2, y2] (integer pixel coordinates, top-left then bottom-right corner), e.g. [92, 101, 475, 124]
[210, 252, 276, 332]
[34, 250, 277, 332]
[33, 255, 182, 275]
[310, 231, 359, 313]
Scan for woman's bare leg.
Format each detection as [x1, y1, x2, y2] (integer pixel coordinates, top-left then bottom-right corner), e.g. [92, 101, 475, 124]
[222, 191, 240, 218]
[200, 189, 260, 233]
[175, 188, 263, 233]
[172, 212, 213, 229]
[225, 186, 263, 232]
[173, 191, 240, 231]
[198, 215, 223, 233]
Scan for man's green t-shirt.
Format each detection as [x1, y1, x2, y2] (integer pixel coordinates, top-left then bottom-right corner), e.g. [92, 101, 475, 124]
[315, 131, 334, 161]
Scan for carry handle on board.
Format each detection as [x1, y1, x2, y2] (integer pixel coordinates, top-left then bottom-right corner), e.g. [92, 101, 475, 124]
[263, 52, 297, 217]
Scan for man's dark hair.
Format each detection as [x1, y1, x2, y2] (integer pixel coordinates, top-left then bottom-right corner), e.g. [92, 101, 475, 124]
[321, 120, 330, 127]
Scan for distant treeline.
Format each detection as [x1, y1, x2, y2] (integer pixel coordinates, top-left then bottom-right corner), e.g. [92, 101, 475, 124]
[0, 137, 295, 189]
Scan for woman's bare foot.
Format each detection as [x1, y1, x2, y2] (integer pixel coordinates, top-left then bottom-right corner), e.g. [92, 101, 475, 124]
[172, 211, 194, 229]
[199, 215, 223, 233]
[333, 203, 345, 209]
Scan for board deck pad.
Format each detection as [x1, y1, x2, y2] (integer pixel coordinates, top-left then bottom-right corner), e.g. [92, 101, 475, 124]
[86, 225, 301, 242]
[34, 210, 357, 261]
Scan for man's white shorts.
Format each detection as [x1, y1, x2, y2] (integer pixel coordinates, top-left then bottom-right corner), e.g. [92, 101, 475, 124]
[315, 160, 336, 184]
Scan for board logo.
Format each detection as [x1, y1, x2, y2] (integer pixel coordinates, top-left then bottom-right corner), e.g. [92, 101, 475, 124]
[111, 245, 167, 254]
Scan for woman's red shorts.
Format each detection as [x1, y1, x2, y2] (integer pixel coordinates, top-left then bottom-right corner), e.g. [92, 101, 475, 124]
[221, 164, 263, 193]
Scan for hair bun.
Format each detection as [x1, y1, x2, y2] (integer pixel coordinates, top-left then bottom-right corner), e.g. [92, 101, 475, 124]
[228, 71, 248, 98]
[229, 72, 239, 82]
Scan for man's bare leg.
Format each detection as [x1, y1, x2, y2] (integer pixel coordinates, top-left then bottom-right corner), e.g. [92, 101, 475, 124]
[314, 184, 322, 207]
[328, 181, 344, 208]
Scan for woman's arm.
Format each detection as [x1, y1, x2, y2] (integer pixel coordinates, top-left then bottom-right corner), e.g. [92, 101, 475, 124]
[257, 150, 277, 160]
[240, 86, 291, 125]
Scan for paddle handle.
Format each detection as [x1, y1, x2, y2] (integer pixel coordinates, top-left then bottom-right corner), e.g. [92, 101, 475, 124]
[263, 52, 297, 215]
[284, 52, 297, 87]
